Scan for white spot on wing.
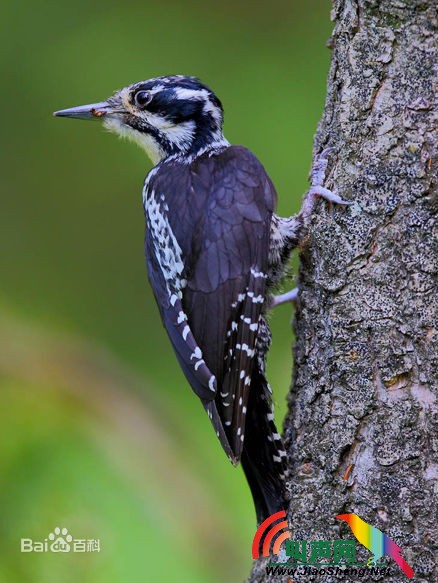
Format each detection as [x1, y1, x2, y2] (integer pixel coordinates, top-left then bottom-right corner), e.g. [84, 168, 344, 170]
[191, 347, 202, 359]
[194, 359, 205, 370]
[250, 268, 267, 279]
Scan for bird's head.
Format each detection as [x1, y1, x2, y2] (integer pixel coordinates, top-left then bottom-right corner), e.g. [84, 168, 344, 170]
[54, 75, 227, 164]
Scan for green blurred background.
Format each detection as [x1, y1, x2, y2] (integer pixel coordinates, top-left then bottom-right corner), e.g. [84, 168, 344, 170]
[1, 1, 332, 581]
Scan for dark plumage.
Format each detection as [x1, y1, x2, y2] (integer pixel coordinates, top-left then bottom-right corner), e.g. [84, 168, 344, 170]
[145, 147, 276, 458]
[54, 75, 351, 523]
[143, 134, 293, 521]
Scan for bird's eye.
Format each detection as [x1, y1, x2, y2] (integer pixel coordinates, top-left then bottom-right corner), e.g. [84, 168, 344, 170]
[134, 91, 152, 108]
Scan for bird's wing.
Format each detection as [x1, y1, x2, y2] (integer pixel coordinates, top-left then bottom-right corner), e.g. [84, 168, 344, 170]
[145, 145, 277, 462]
[145, 186, 218, 402]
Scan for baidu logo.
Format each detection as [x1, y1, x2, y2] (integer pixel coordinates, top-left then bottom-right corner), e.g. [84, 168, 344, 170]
[21, 526, 101, 553]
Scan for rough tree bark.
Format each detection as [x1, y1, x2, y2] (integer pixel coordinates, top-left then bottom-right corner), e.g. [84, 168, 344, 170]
[250, 1, 436, 581]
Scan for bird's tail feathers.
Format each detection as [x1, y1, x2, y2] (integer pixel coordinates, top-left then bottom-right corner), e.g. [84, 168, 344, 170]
[241, 368, 288, 524]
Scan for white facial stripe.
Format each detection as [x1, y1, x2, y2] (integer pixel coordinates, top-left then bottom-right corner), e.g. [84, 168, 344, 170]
[103, 117, 165, 165]
[202, 99, 222, 125]
[150, 84, 166, 94]
[174, 87, 210, 101]
[139, 111, 174, 130]
[152, 120, 196, 149]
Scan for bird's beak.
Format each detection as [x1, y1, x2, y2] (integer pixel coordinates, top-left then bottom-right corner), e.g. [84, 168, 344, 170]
[53, 101, 123, 120]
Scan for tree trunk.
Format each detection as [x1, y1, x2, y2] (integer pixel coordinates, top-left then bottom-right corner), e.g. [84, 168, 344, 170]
[250, 1, 436, 581]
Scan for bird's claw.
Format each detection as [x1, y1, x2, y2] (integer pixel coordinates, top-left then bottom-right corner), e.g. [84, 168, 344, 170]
[309, 185, 353, 206]
[310, 147, 333, 188]
[269, 288, 299, 308]
[299, 148, 352, 221]
[309, 147, 352, 205]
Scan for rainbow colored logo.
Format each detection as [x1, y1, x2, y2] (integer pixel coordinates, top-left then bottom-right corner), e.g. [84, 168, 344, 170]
[336, 513, 414, 579]
[252, 510, 290, 559]
[252, 511, 415, 579]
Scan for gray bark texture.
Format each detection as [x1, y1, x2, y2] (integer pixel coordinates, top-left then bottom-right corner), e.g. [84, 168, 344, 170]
[250, 1, 437, 581]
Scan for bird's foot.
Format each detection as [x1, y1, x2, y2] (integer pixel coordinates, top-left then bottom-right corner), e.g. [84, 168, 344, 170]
[301, 148, 352, 220]
[269, 287, 299, 308]
[310, 146, 333, 189]
[308, 185, 352, 206]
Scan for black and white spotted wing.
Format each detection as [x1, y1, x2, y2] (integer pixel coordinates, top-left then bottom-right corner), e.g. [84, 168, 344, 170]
[144, 145, 277, 463]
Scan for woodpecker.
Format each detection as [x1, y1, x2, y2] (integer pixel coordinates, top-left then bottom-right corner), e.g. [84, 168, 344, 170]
[54, 75, 351, 523]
